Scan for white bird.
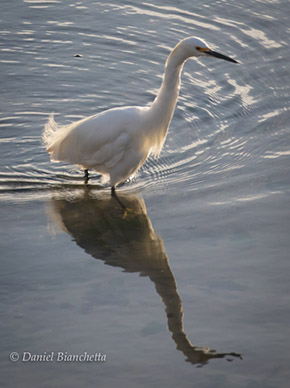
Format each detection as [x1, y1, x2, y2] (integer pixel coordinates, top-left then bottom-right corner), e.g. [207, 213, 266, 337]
[43, 37, 237, 196]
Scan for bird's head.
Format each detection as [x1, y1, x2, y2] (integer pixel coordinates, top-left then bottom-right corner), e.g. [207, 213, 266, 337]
[181, 37, 238, 64]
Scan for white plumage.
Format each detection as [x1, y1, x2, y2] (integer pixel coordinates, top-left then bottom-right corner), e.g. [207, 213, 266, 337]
[43, 37, 237, 190]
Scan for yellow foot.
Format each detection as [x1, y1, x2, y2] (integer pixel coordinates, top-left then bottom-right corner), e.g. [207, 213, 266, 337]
[122, 207, 138, 219]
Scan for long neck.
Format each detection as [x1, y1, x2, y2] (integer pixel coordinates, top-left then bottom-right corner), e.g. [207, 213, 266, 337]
[147, 43, 189, 151]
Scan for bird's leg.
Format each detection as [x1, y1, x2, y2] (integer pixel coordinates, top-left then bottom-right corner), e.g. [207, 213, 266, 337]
[84, 169, 89, 184]
[111, 186, 126, 211]
[111, 186, 131, 218]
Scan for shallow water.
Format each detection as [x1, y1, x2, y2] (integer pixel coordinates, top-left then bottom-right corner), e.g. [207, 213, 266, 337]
[1, 0, 290, 387]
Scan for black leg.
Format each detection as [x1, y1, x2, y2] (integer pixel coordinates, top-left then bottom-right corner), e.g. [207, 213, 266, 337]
[111, 186, 129, 216]
[111, 186, 136, 218]
[84, 169, 89, 184]
[111, 186, 125, 210]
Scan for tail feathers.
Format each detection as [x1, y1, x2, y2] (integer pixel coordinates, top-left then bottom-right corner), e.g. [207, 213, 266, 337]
[42, 114, 72, 160]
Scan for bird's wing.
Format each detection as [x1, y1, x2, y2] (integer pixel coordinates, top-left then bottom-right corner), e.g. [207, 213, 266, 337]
[79, 130, 131, 170]
[47, 106, 148, 181]
[54, 109, 134, 172]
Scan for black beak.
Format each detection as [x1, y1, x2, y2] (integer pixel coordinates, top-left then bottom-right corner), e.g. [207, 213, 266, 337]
[205, 49, 238, 64]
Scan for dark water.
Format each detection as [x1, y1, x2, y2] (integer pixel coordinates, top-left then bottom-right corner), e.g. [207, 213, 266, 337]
[1, 0, 290, 387]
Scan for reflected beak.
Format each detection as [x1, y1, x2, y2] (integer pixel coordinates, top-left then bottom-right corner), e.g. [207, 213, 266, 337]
[204, 49, 238, 63]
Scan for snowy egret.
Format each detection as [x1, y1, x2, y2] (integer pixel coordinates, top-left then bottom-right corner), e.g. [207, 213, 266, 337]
[43, 37, 237, 195]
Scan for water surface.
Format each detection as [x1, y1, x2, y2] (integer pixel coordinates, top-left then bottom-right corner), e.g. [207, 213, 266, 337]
[1, 0, 290, 387]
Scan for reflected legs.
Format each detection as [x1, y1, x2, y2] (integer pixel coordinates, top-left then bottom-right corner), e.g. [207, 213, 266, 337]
[111, 186, 131, 218]
[84, 169, 89, 184]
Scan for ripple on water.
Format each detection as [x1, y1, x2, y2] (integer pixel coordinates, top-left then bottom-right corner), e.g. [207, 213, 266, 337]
[0, 0, 289, 205]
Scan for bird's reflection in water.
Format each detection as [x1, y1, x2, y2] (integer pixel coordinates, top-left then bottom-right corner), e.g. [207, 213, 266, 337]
[47, 188, 241, 366]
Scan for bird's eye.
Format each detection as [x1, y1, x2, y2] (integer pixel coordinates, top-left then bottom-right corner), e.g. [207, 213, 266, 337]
[195, 46, 201, 51]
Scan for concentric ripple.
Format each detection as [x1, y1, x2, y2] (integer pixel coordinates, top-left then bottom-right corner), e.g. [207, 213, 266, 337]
[0, 0, 289, 203]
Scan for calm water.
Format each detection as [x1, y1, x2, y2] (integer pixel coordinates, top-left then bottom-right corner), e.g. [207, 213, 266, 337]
[1, 0, 290, 387]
